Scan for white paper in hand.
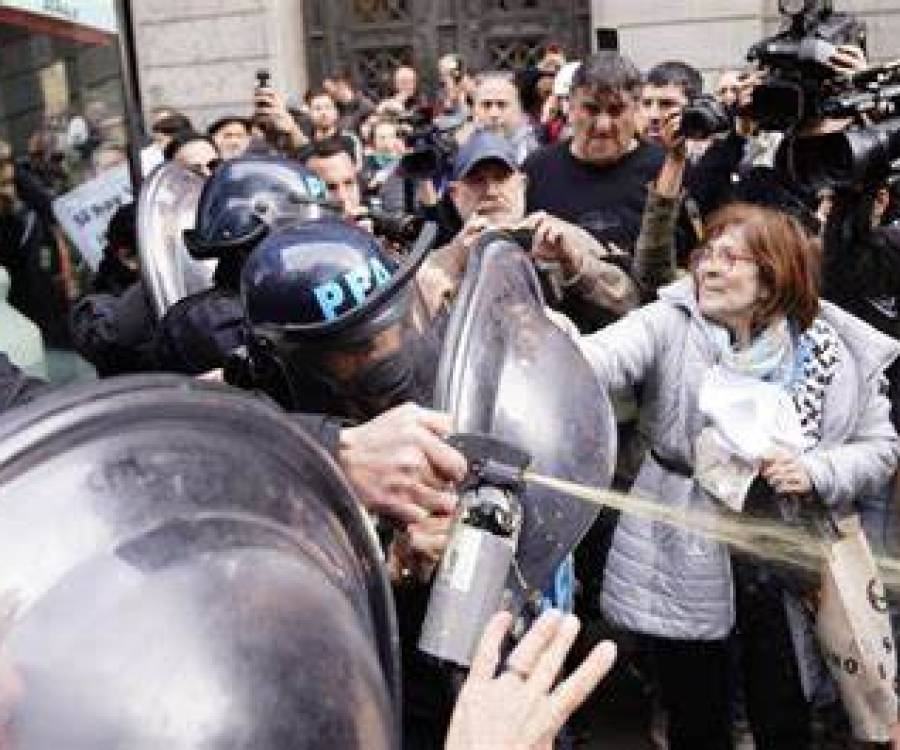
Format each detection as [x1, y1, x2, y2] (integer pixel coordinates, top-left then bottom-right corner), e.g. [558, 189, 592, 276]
[695, 367, 807, 511]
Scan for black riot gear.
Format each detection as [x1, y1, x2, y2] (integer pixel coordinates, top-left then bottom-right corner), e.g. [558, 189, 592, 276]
[152, 157, 340, 374]
[0, 375, 400, 749]
[183, 155, 337, 260]
[232, 217, 438, 417]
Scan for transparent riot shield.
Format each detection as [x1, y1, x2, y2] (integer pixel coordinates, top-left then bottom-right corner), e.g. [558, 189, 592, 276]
[0, 376, 398, 748]
[138, 162, 216, 319]
[435, 232, 616, 603]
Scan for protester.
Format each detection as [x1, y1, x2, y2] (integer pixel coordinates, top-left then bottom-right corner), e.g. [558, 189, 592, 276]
[150, 111, 193, 151]
[301, 88, 363, 164]
[437, 53, 471, 117]
[325, 70, 376, 133]
[472, 71, 540, 164]
[418, 130, 638, 322]
[579, 202, 899, 749]
[207, 115, 252, 160]
[390, 64, 420, 110]
[252, 83, 310, 154]
[162, 131, 221, 178]
[523, 51, 667, 332]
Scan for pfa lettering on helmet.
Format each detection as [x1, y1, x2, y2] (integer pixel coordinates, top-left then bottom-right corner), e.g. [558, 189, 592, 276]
[313, 256, 393, 321]
[303, 175, 327, 201]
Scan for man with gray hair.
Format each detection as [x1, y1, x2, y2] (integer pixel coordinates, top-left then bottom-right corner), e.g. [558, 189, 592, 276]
[472, 71, 540, 165]
[523, 51, 665, 333]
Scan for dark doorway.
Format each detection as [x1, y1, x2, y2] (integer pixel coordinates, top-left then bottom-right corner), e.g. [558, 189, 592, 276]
[304, 0, 591, 99]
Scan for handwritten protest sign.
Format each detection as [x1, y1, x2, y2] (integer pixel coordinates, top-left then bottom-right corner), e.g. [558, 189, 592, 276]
[52, 148, 163, 270]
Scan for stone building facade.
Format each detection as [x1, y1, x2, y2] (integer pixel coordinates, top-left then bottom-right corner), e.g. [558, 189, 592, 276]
[132, 0, 308, 128]
[132, 0, 900, 129]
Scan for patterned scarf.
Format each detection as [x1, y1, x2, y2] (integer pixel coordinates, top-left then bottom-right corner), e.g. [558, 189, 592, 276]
[710, 315, 841, 448]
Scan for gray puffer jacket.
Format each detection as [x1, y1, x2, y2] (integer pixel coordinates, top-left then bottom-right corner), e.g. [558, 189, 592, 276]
[579, 277, 900, 640]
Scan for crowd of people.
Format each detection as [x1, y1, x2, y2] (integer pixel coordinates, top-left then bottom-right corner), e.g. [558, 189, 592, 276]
[1, 21, 900, 750]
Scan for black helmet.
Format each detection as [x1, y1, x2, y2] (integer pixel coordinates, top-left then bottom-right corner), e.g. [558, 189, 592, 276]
[183, 155, 339, 260]
[242, 217, 435, 346]
[234, 218, 438, 416]
[0, 375, 399, 749]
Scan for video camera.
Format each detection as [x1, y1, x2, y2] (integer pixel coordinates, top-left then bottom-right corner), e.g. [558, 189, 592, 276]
[745, 0, 866, 131]
[781, 57, 900, 190]
[365, 199, 425, 246]
[741, 0, 900, 192]
[396, 107, 465, 181]
[678, 94, 732, 140]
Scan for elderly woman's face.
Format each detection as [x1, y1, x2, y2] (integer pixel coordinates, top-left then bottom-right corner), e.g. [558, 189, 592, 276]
[695, 226, 765, 334]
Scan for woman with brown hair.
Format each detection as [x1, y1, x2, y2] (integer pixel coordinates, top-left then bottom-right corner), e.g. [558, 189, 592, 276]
[579, 203, 899, 749]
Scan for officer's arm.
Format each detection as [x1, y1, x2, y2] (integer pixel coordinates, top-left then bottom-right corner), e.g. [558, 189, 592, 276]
[333, 404, 466, 527]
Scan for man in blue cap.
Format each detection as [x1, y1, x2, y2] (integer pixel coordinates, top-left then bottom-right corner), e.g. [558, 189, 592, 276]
[417, 129, 638, 322]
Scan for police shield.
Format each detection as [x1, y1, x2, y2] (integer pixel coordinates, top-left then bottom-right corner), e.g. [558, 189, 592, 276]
[435, 232, 616, 604]
[138, 162, 216, 319]
[0, 376, 399, 749]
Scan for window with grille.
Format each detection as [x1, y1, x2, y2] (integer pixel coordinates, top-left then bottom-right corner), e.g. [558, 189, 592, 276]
[487, 37, 546, 70]
[353, 46, 414, 97]
[352, 0, 411, 24]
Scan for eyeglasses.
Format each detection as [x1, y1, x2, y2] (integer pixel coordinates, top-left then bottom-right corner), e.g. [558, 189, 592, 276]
[692, 244, 756, 271]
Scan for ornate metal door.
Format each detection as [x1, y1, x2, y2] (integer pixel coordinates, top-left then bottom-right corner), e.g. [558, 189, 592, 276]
[304, 0, 591, 99]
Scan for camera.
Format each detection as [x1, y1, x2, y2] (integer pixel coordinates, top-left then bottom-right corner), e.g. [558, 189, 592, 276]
[788, 120, 900, 190]
[255, 69, 271, 90]
[678, 95, 732, 139]
[744, 0, 865, 130]
[367, 203, 425, 245]
[397, 108, 465, 181]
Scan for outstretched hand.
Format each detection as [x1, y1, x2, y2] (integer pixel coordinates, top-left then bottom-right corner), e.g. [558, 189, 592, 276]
[445, 609, 617, 750]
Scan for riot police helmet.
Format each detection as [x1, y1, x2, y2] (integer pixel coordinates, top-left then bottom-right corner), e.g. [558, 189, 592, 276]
[237, 217, 438, 416]
[0, 375, 400, 749]
[243, 217, 434, 344]
[183, 155, 339, 260]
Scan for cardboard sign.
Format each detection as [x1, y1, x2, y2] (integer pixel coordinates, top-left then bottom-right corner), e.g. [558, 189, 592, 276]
[52, 148, 162, 270]
[816, 515, 898, 743]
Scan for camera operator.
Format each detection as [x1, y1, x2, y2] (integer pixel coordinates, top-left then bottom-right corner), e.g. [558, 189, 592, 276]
[687, 38, 868, 221]
[305, 136, 418, 246]
[638, 61, 703, 154]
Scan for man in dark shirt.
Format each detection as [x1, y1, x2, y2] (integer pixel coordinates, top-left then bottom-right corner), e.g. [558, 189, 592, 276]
[523, 52, 664, 332]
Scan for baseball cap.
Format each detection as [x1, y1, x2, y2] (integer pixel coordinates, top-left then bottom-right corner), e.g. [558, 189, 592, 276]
[452, 130, 518, 181]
